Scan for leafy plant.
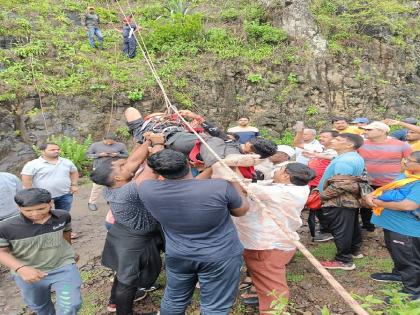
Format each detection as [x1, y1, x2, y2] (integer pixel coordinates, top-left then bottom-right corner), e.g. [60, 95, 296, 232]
[245, 21, 288, 44]
[306, 104, 319, 116]
[247, 73, 263, 83]
[115, 126, 131, 141]
[287, 72, 299, 85]
[165, 0, 190, 16]
[220, 8, 239, 22]
[127, 90, 144, 101]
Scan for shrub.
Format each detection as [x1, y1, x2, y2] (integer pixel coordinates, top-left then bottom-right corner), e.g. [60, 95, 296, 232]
[247, 73, 263, 83]
[165, 0, 190, 16]
[127, 90, 144, 101]
[244, 22, 288, 44]
[220, 8, 239, 22]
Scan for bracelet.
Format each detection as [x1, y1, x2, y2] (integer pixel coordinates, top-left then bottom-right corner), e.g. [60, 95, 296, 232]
[151, 143, 165, 147]
[15, 265, 27, 273]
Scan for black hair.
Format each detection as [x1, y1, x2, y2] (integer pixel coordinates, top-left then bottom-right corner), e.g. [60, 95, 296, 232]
[15, 188, 52, 207]
[238, 116, 250, 120]
[38, 143, 59, 151]
[147, 149, 190, 179]
[337, 133, 364, 150]
[285, 163, 316, 186]
[320, 130, 339, 137]
[103, 133, 117, 140]
[412, 151, 420, 163]
[331, 116, 348, 123]
[226, 132, 240, 141]
[90, 158, 118, 187]
[249, 138, 277, 159]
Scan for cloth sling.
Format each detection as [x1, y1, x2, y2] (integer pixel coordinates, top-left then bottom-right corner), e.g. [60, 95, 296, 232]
[371, 171, 420, 216]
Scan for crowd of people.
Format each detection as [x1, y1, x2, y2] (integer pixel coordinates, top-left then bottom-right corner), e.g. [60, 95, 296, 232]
[0, 109, 419, 315]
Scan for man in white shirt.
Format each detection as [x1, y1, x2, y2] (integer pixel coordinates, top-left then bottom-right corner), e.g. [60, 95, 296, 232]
[234, 163, 315, 312]
[293, 122, 323, 165]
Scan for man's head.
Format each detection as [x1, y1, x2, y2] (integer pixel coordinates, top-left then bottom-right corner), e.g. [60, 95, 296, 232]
[147, 149, 190, 179]
[15, 188, 52, 222]
[403, 151, 420, 173]
[406, 130, 420, 142]
[237, 117, 250, 127]
[87, 6, 95, 13]
[403, 117, 418, 125]
[330, 133, 364, 152]
[302, 128, 316, 143]
[350, 117, 370, 127]
[39, 143, 60, 159]
[90, 157, 133, 187]
[270, 145, 295, 164]
[273, 163, 315, 185]
[103, 133, 117, 145]
[332, 117, 349, 131]
[319, 130, 339, 147]
[242, 138, 277, 159]
[360, 121, 390, 140]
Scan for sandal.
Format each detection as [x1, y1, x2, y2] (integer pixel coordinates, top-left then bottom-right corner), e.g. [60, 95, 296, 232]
[239, 277, 253, 291]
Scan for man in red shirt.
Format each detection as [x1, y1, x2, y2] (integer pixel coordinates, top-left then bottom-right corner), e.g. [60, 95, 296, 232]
[358, 121, 412, 231]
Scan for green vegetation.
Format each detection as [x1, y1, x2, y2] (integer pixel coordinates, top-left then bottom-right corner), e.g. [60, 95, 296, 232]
[311, 0, 419, 53]
[247, 73, 263, 83]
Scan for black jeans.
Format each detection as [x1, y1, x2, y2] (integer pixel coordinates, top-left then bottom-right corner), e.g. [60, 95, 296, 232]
[319, 207, 362, 263]
[308, 210, 329, 237]
[359, 185, 379, 231]
[110, 276, 137, 315]
[384, 229, 420, 295]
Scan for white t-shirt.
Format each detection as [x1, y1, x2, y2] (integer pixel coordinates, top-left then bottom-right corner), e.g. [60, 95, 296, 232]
[295, 140, 323, 165]
[233, 182, 309, 251]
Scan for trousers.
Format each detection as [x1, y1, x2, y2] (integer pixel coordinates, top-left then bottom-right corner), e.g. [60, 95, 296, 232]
[14, 264, 82, 315]
[384, 229, 420, 295]
[319, 207, 362, 263]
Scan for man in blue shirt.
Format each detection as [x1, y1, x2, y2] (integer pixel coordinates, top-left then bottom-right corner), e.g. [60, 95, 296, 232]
[138, 149, 249, 315]
[318, 133, 365, 270]
[366, 151, 420, 302]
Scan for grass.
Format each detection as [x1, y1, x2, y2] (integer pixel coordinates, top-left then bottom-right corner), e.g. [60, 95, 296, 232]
[308, 242, 337, 260]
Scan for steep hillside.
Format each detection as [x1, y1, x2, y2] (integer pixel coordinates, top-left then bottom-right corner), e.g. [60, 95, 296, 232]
[0, 0, 419, 171]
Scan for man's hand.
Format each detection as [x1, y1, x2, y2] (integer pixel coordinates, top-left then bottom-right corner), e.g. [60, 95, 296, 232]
[17, 266, 47, 283]
[110, 152, 118, 157]
[149, 133, 165, 145]
[364, 193, 377, 207]
[302, 151, 317, 159]
[383, 118, 400, 126]
[70, 185, 79, 194]
[292, 121, 305, 132]
[74, 253, 80, 263]
[98, 152, 109, 157]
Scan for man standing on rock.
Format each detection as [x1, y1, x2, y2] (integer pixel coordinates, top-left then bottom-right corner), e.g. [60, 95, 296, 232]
[228, 117, 260, 144]
[21, 143, 79, 238]
[86, 133, 128, 211]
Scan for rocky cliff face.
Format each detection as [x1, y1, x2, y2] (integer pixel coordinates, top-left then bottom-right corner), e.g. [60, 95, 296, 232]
[0, 0, 418, 173]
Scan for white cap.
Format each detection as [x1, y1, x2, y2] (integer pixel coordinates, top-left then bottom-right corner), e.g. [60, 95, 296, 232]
[276, 145, 295, 158]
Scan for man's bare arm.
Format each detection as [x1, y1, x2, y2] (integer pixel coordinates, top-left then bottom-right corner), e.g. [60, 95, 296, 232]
[21, 175, 33, 189]
[228, 182, 249, 217]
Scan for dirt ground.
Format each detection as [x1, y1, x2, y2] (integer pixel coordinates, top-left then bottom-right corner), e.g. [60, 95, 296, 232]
[0, 184, 399, 315]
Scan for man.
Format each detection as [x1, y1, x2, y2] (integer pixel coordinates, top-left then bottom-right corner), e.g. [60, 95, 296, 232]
[302, 130, 338, 241]
[83, 6, 103, 49]
[384, 118, 420, 151]
[86, 133, 128, 211]
[90, 135, 164, 315]
[318, 133, 365, 270]
[228, 117, 260, 144]
[138, 149, 249, 315]
[366, 151, 420, 302]
[0, 188, 82, 315]
[21, 143, 79, 213]
[350, 117, 370, 127]
[234, 163, 315, 313]
[255, 145, 295, 180]
[125, 107, 276, 168]
[293, 122, 323, 165]
[332, 117, 363, 135]
[0, 172, 22, 221]
[358, 121, 412, 231]
[390, 117, 418, 141]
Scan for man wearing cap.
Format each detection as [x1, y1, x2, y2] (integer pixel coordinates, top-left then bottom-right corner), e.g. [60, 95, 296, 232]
[83, 6, 103, 49]
[86, 133, 128, 211]
[331, 117, 364, 135]
[255, 145, 295, 180]
[350, 117, 370, 128]
[390, 118, 418, 141]
[358, 121, 412, 231]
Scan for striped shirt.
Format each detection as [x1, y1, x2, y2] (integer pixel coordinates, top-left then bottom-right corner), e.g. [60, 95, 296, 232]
[358, 138, 412, 186]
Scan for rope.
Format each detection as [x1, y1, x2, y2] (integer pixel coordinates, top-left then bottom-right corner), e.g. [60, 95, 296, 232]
[112, 2, 368, 314]
[105, 42, 118, 135]
[29, 56, 49, 135]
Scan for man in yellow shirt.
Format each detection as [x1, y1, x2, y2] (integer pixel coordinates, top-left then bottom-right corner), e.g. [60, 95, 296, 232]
[332, 117, 364, 135]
